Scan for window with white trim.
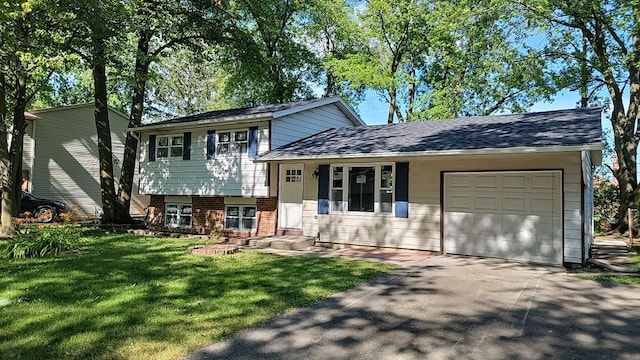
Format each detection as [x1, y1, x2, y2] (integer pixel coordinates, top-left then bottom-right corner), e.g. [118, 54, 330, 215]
[217, 130, 248, 155]
[157, 135, 183, 159]
[331, 166, 344, 211]
[225, 205, 257, 231]
[330, 164, 394, 214]
[165, 203, 192, 228]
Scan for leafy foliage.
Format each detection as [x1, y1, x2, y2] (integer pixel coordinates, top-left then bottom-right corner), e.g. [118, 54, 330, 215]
[594, 179, 620, 231]
[1, 224, 83, 259]
[518, 0, 640, 228]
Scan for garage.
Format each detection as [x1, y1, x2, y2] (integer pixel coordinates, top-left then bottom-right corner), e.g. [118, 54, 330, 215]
[443, 171, 563, 264]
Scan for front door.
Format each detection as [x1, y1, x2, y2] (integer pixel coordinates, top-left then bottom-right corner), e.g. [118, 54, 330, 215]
[278, 164, 304, 230]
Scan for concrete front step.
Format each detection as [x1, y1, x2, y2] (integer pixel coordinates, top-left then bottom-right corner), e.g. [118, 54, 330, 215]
[230, 236, 315, 251]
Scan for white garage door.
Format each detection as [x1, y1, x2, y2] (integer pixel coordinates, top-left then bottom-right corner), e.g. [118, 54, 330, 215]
[443, 171, 562, 264]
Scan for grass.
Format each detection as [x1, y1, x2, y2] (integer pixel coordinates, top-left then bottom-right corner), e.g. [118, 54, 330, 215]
[630, 247, 640, 266]
[577, 274, 640, 285]
[0, 231, 396, 360]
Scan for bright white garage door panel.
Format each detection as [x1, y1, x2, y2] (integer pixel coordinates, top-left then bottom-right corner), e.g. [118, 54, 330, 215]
[444, 172, 562, 264]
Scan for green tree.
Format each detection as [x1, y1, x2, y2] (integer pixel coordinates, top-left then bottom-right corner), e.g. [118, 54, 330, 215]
[328, 0, 557, 123]
[328, 0, 427, 123]
[147, 48, 239, 119]
[114, 0, 232, 223]
[219, 0, 319, 105]
[517, 0, 637, 229]
[303, 0, 365, 104]
[421, 0, 557, 119]
[64, 0, 128, 223]
[0, 0, 73, 236]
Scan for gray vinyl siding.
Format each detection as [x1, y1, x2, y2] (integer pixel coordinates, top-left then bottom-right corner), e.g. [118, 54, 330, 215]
[271, 104, 358, 149]
[583, 150, 594, 261]
[29, 105, 148, 216]
[297, 152, 584, 264]
[22, 121, 35, 178]
[139, 122, 270, 196]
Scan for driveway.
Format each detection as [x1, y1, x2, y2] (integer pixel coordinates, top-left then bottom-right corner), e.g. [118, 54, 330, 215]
[185, 256, 640, 360]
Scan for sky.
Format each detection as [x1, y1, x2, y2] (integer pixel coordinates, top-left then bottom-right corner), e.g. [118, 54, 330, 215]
[357, 89, 586, 125]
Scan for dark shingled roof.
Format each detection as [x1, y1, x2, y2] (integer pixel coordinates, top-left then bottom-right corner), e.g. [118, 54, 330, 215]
[258, 107, 603, 160]
[137, 98, 334, 127]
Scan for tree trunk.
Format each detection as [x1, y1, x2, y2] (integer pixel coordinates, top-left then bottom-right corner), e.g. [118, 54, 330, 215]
[0, 74, 14, 237]
[115, 30, 152, 223]
[611, 108, 638, 231]
[0, 73, 28, 236]
[92, 38, 117, 223]
[579, 37, 589, 108]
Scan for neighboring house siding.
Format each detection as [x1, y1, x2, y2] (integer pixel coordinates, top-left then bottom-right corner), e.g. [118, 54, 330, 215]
[139, 122, 270, 197]
[299, 152, 584, 263]
[582, 150, 594, 261]
[22, 122, 35, 189]
[28, 106, 148, 216]
[271, 104, 357, 149]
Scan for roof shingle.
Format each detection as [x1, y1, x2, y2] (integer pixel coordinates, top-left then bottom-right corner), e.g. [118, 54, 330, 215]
[137, 98, 336, 128]
[258, 107, 603, 160]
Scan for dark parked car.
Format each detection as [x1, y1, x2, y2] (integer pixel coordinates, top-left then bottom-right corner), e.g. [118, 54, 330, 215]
[19, 192, 68, 222]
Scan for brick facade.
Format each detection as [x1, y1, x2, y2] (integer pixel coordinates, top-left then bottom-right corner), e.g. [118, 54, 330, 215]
[148, 195, 164, 227]
[147, 195, 278, 238]
[256, 197, 277, 236]
[192, 196, 225, 234]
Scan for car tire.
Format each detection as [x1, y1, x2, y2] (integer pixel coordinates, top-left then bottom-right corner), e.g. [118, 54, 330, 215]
[33, 206, 54, 223]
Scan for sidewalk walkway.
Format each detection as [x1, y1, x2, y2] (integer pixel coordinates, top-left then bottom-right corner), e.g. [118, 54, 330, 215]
[242, 245, 434, 265]
[589, 238, 640, 273]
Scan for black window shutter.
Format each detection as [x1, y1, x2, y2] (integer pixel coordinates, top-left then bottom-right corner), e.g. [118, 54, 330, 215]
[317, 164, 330, 214]
[183, 132, 191, 160]
[206, 130, 216, 160]
[395, 162, 409, 218]
[148, 134, 156, 161]
[248, 127, 258, 158]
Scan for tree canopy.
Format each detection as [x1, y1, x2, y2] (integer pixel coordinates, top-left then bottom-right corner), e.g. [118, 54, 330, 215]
[6, 0, 637, 227]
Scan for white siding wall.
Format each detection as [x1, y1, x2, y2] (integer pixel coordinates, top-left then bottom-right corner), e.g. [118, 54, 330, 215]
[28, 105, 148, 216]
[139, 122, 270, 196]
[299, 152, 585, 263]
[583, 151, 594, 261]
[271, 104, 358, 149]
[22, 120, 35, 184]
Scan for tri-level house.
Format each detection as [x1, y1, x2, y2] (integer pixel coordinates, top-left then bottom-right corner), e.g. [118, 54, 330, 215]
[130, 97, 364, 237]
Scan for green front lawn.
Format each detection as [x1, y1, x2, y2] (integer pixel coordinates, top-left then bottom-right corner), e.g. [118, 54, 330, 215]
[0, 231, 396, 360]
[577, 274, 640, 285]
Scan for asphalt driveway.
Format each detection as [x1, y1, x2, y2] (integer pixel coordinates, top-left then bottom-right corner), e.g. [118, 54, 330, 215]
[185, 256, 640, 360]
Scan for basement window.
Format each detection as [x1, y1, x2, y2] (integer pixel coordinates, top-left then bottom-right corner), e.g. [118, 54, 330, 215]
[165, 203, 192, 228]
[225, 205, 257, 231]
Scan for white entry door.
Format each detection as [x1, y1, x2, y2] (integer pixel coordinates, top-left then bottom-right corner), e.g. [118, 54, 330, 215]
[278, 164, 304, 230]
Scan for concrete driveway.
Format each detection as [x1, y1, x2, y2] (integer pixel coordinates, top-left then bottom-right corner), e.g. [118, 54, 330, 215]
[185, 256, 640, 360]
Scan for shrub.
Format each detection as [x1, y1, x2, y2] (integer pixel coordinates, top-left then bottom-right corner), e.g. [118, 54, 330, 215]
[594, 181, 620, 231]
[0, 224, 83, 259]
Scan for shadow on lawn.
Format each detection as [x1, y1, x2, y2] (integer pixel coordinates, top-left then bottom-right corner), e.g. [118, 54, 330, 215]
[186, 257, 640, 360]
[0, 232, 392, 360]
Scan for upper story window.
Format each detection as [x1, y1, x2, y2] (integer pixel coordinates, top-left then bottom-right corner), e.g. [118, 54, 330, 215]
[330, 164, 394, 214]
[157, 135, 183, 159]
[217, 130, 248, 156]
